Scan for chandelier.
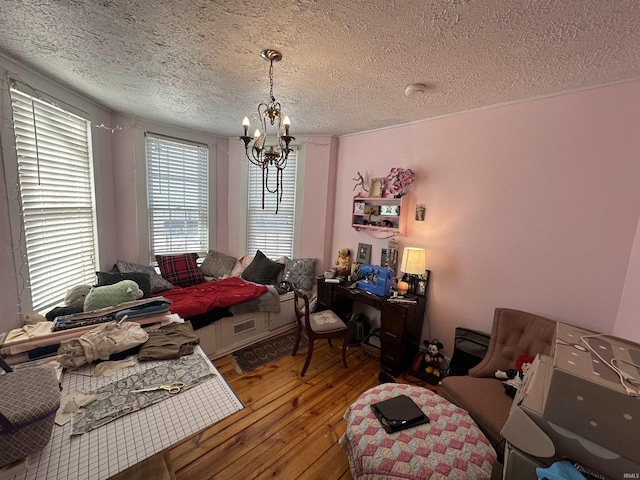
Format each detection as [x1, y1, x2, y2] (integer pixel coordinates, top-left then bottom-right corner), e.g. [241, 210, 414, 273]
[239, 49, 294, 214]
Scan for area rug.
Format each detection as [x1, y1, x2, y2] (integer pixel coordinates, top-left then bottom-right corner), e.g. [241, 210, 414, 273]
[230, 329, 307, 374]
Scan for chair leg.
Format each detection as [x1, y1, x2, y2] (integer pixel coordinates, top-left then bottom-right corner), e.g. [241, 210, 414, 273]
[300, 339, 314, 377]
[291, 326, 302, 357]
[341, 333, 349, 369]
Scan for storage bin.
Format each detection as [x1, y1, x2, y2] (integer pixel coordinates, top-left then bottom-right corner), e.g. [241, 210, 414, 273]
[0, 358, 60, 468]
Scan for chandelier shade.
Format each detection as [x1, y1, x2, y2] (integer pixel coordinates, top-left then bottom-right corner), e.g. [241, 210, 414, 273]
[239, 49, 294, 214]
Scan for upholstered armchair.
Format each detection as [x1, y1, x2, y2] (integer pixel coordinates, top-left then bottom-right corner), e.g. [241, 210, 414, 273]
[440, 308, 557, 460]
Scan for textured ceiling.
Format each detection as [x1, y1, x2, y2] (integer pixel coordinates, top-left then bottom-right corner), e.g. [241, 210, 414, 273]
[1, 0, 639, 137]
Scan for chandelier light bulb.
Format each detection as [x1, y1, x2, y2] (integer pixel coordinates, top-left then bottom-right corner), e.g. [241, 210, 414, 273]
[242, 116, 250, 135]
[283, 116, 291, 135]
[254, 129, 261, 139]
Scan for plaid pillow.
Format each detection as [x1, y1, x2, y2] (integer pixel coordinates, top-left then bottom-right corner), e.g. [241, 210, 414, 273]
[155, 253, 205, 288]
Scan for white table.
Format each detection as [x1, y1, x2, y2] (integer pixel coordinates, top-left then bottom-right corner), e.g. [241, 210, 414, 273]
[14, 347, 243, 480]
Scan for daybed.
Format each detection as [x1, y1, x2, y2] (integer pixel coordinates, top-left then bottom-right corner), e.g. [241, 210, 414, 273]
[112, 251, 316, 359]
[439, 308, 557, 461]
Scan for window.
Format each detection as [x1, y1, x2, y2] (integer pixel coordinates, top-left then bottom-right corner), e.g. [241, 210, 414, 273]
[9, 86, 98, 313]
[247, 150, 297, 258]
[146, 134, 209, 258]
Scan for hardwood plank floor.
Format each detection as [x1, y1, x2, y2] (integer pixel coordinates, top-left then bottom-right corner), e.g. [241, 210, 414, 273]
[169, 336, 382, 479]
[169, 333, 439, 479]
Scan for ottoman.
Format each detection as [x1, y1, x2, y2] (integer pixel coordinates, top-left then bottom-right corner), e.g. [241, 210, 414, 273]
[339, 383, 496, 480]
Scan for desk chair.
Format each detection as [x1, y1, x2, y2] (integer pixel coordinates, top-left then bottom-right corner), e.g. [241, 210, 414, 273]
[292, 288, 349, 377]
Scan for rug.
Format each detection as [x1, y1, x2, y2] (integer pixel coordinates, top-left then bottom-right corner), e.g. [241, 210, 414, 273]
[230, 329, 307, 374]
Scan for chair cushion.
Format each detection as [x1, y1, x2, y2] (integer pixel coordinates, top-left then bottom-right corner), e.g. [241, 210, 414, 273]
[309, 310, 347, 333]
[440, 376, 512, 460]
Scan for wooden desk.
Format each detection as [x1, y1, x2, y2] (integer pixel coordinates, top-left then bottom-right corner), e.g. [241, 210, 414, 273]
[317, 279, 426, 376]
[16, 347, 243, 480]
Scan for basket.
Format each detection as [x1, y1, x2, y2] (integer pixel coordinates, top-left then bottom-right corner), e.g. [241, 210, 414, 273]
[0, 357, 60, 468]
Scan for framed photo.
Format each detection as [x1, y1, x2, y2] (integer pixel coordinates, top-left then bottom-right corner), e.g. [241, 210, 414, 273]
[354, 201, 365, 214]
[414, 269, 431, 296]
[415, 204, 426, 221]
[369, 178, 384, 198]
[357, 243, 372, 263]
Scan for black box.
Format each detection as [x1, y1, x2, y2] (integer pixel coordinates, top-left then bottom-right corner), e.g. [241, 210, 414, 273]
[446, 327, 490, 376]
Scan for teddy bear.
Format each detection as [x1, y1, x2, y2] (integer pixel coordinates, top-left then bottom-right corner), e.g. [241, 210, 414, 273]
[46, 284, 93, 321]
[335, 248, 351, 276]
[83, 280, 144, 312]
[495, 353, 535, 397]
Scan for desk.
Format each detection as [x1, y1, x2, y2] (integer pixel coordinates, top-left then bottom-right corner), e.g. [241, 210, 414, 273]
[317, 279, 426, 376]
[15, 347, 243, 480]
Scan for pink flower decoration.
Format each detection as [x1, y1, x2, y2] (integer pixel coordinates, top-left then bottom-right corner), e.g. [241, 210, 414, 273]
[386, 168, 415, 195]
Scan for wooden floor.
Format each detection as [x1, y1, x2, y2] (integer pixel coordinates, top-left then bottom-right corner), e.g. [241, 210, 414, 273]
[168, 337, 437, 479]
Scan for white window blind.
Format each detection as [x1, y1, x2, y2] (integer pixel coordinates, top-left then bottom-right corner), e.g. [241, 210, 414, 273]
[247, 150, 297, 258]
[10, 87, 98, 313]
[146, 134, 209, 257]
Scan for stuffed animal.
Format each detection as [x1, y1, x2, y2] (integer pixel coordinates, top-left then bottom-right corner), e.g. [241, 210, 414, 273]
[83, 280, 143, 312]
[495, 353, 535, 398]
[335, 248, 351, 276]
[64, 285, 92, 309]
[422, 339, 445, 384]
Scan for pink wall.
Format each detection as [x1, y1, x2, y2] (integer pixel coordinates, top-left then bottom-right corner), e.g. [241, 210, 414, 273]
[333, 81, 640, 355]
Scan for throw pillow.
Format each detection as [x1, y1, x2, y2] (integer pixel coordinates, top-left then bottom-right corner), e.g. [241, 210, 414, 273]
[115, 259, 174, 294]
[241, 250, 284, 285]
[230, 255, 254, 277]
[156, 253, 205, 288]
[282, 257, 317, 291]
[199, 249, 236, 279]
[96, 271, 152, 298]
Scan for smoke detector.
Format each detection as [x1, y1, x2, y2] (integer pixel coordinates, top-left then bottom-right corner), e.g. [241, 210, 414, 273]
[405, 83, 427, 96]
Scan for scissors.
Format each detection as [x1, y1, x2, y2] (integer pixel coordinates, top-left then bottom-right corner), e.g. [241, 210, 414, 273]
[131, 382, 185, 395]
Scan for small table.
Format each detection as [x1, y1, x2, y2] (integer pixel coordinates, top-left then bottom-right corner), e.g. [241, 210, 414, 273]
[15, 347, 243, 480]
[339, 383, 496, 480]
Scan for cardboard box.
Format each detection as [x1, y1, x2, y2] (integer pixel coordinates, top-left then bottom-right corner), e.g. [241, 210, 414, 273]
[501, 354, 640, 478]
[545, 323, 640, 461]
[503, 443, 546, 480]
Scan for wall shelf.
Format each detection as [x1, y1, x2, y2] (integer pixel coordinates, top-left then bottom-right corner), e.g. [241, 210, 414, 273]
[352, 194, 408, 238]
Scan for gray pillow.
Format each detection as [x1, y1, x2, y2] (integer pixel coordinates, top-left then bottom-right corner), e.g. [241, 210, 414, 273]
[200, 250, 236, 278]
[283, 258, 317, 291]
[115, 259, 173, 294]
[96, 271, 152, 298]
[241, 250, 284, 285]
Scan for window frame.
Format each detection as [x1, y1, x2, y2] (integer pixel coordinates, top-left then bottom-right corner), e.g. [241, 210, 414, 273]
[145, 132, 210, 259]
[134, 125, 217, 265]
[240, 141, 305, 259]
[5, 79, 100, 314]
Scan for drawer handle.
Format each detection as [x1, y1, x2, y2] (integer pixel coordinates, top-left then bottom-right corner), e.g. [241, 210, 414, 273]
[384, 331, 398, 339]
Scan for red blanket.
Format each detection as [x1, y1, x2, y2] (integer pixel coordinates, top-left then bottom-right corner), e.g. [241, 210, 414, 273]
[157, 277, 268, 319]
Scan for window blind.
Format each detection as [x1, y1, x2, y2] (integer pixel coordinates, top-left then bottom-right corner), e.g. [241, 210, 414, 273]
[10, 87, 98, 313]
[247, 150, 297, 258]
[146, 134, 209, 257]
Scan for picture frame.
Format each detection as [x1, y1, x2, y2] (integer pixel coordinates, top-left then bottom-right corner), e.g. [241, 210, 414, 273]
[414, 269, 431, 296]
[357, 243, 372, 264]
[369, 178, 384, 198]
[415, 204, 426, 221]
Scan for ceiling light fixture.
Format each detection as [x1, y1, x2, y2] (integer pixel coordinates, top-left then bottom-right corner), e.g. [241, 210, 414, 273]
[404, 83, 426, 96]
[239, 49, 294, 215]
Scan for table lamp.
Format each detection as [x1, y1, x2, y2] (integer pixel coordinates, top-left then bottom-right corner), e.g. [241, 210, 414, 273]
[399, 247, 426, 294]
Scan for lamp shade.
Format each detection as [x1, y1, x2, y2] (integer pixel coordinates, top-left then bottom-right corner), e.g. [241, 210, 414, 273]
[400, 247, 425, 275]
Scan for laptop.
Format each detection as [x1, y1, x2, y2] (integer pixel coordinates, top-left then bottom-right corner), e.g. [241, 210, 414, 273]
[371, 394, 430, 433]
